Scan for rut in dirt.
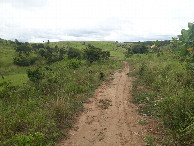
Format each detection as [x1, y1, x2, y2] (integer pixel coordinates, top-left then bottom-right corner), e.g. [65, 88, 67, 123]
[57, 62, 147, 146]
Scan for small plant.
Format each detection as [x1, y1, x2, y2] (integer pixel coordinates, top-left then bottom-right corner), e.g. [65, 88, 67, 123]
[170, 22, 194, 71]
[65, 58, 82, 69]
[98, 99, 112, 109]
[99, 72, 105, 80]
[3, 132, 46, 146]
[67, 47, 82, 59]
[27, 67, 45, 83]
[145, 135, 155, 146]
[138, 119, 148, 125]
[14, 53, 37, 66]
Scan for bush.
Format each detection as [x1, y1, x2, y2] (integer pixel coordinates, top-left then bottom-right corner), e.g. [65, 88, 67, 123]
[65, 59, 82, 69]
[84, 44, 110, 63]
[125, 44, 148, 57]
[132, 44, 148, 54]
[67, 47, 81, 59]
[27, 67, 45, 83]
[15, 42, 32, 54]
[13, 53, 37, 66]
[38, 46, 66, 64]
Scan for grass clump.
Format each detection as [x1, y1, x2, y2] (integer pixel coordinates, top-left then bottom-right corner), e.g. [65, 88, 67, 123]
[98, 99, 112, 109]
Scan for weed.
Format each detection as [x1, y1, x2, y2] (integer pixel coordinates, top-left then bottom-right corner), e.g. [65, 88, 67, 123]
[138, 120, 148, 125]
[145, 135, 155, 146]
[98, 99, 112, 109]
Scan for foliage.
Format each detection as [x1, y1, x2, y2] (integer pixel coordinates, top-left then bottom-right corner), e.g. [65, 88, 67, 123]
[15, 41, 32, 54]
[3, 132, 46, 146]
[171, 23, 194, 71]
[27, 67, 45, 83]
[84, 44, 110, 63]
[38, 45, 66, 64]
[125, 44, 148, 57]
[67, 47, 82, 59]
[64, 58, 82, 69]
[13, 53, 37, 66]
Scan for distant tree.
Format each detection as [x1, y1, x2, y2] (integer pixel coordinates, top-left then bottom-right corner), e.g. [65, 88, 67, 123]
[15, 39, 22, 45]
[59, 48, 67, 60]
[84, 44, 110, 63]
[13, 53, 37, 66]
[67, 47, 82, 59]
[131, 44, 148, 54]
[15, 42, 32, 54]
[125, 44, 148, 57]
[27, 67, 45, 84]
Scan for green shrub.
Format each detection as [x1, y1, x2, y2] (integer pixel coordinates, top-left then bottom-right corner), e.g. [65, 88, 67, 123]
[125, 44, 148, 57]
[84, 44, 110, 63]
[15, 42, 32, 54]
[27, 67, 45, 83]
[67, 47, 82, 59]
[13, 53, 37, 66]
[65, 59, 82, 69]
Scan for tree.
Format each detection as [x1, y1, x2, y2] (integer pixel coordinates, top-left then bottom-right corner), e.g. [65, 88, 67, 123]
[67, 47, 81, 59]
[83, 44, 110, 63]
[15, 42, 32, 54]
[13, 53, 37, 66]
[131, 44, 148, 54]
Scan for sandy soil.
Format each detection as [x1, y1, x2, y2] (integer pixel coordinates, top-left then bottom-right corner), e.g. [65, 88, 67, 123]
[57, 62, 148, 146]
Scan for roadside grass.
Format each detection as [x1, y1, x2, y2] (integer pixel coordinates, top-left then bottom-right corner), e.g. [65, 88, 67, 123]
[127, 51, 194, 146]
[0, 59, 122, 145]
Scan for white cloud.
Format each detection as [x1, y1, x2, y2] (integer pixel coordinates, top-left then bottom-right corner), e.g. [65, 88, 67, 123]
[0, 0, 193, 42]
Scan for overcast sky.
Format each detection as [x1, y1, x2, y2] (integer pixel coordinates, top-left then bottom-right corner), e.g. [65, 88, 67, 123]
[0, 0, 193, 42]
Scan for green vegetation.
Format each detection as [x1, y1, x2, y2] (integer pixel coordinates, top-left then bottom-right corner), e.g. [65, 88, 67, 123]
[128, 48, 193, 145]
[171, 23, 194, 71]
[145, 135, 155, 146]
[125, 44, 149, 57]
[0, 39, 123, 145]
[98, 99, 112, 109]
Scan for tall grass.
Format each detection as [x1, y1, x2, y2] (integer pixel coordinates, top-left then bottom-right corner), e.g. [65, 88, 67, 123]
[127, 51, 193, 145]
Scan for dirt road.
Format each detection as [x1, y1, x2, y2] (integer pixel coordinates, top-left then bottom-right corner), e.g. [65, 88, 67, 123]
[57, 62, 147, 146]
